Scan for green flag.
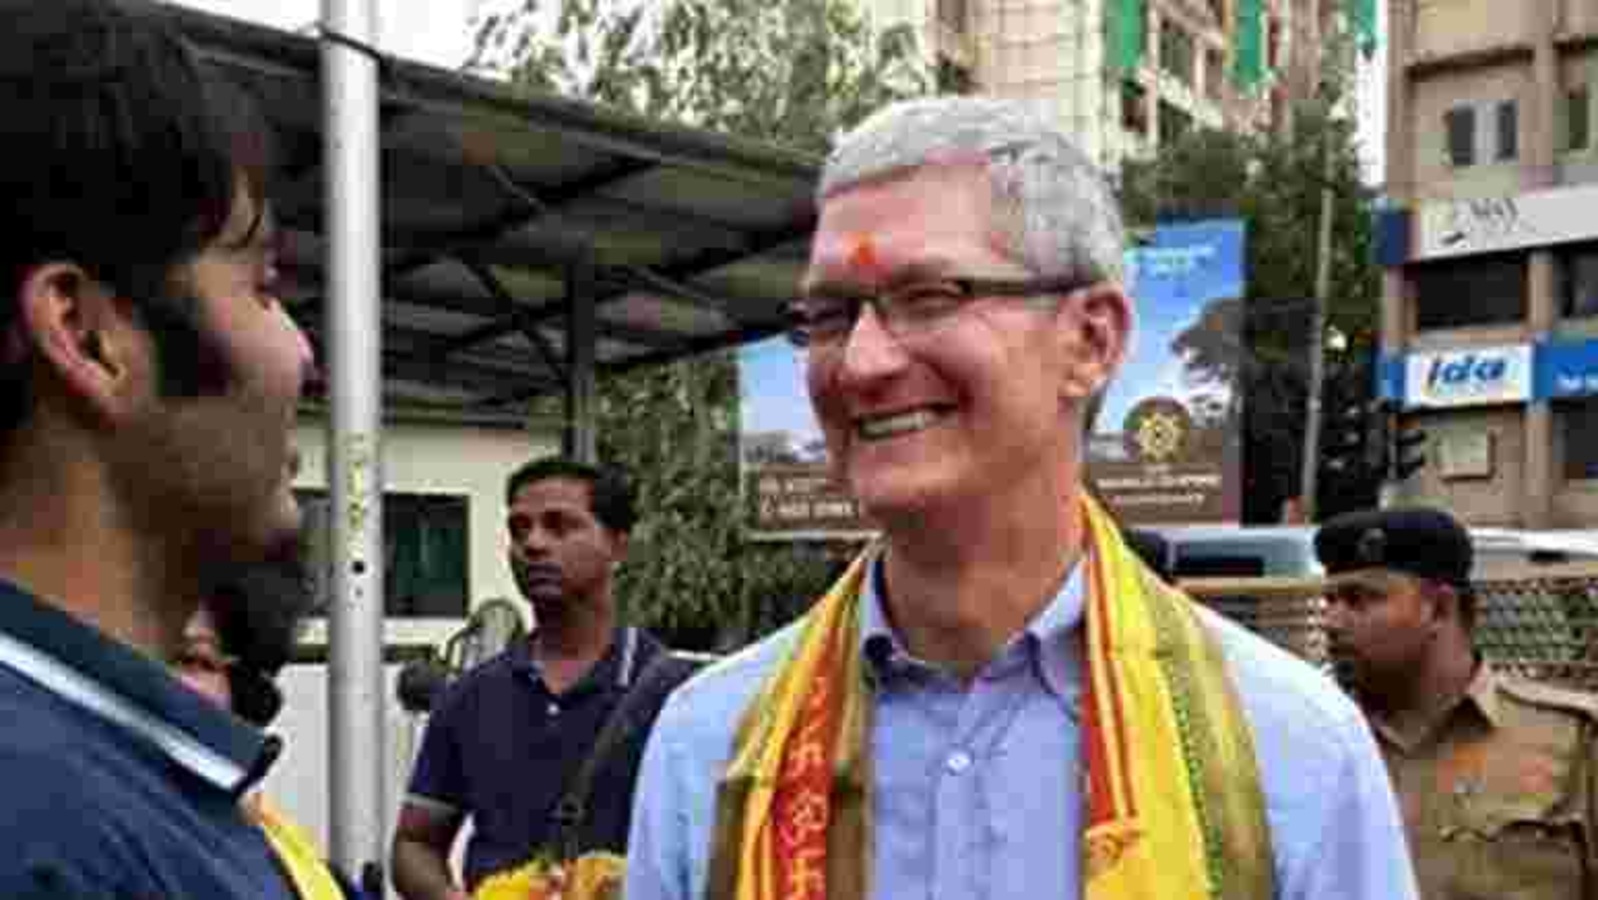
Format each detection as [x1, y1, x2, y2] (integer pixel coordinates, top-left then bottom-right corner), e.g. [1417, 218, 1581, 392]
[1232, 0, 1264, 89]
[1105, 0, 1145, 74]
[1349, 0, 1378, 58]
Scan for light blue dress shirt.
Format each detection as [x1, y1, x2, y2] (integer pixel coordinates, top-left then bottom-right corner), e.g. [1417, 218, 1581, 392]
[625, 557, 1419, 900]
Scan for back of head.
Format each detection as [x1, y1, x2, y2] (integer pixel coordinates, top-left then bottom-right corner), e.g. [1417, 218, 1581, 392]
[0, 0, 273, 441]
[819, 97, 1126, 285]
[504, 456, 637, 535]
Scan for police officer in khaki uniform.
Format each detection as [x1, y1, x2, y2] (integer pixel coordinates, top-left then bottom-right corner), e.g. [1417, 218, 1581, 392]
[1316, 507, 1598, 899]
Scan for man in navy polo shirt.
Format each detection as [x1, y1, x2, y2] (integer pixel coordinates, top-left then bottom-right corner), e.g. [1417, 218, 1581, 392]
[0, 1, 316, 898]
[392, 458, 687, 900]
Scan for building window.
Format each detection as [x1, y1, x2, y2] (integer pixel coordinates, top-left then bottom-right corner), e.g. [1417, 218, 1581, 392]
[1569, 88, 1591, 152]
[1122, 79, 1149, 135]
[1496, 100, 1518, 162]
[936, 56, 974, 94]
[1445, 105, 1476, 167]
[1158, 99, 1193, 147]
[1413, 253, 1527, 329]
[936, 0, 967, 34]
[1160, 20, 1195, 86]
[1562, 400, 1598, 480]
[297, 490, 471, 618]
[1560, 243, 1598, 318]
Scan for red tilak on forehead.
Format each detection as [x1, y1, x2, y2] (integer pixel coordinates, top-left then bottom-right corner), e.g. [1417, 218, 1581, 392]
[845, 233, 880, 276]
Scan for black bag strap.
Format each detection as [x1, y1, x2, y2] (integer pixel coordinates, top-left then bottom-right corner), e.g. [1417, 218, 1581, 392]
[548, 647, 704, 860]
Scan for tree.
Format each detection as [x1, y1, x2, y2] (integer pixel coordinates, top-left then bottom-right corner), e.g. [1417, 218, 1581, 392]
[1119, 49, 1380, 523]
[476, 0, 933, 645]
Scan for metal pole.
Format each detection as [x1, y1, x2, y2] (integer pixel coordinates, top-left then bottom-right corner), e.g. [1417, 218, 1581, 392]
[321, 0, 386, 894]
[563, 259, 598, 464]
[1298, 137, 1335, 523]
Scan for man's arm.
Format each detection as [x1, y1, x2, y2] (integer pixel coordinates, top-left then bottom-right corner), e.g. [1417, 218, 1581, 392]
[1286, 715, 1419, 899]
[623, 712, 689, 900]
[390, 802, 467, 900]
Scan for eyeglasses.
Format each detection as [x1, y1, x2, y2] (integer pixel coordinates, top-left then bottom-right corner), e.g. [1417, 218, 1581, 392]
[783, 275, 1090, 349]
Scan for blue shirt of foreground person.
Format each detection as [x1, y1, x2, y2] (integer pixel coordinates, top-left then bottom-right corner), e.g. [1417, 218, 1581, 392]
[623, 97, 1417, 900]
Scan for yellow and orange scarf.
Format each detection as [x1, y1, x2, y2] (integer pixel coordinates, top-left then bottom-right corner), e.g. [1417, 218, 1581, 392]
[707, 495, 1275, 900]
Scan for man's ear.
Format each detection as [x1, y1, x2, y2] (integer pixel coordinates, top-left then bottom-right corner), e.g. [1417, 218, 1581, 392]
[16, 263, 144, 424]
[1056, 282, 1134, 402]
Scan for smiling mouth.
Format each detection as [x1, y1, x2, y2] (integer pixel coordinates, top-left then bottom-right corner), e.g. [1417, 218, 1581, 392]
[855, 406, 952, 441]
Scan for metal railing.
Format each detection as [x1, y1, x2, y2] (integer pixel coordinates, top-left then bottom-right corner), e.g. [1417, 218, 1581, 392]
[1180, 563, 1598, 691]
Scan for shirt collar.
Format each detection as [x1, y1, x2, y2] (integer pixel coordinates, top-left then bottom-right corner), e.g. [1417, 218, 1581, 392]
[0, 578, 277, 797]
[859, 552, 1086, 698]
[1462, 658, 1504, 729]
[510, 626, 642, 693]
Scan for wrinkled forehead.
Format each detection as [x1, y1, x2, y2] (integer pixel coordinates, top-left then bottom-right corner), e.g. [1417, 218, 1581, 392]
[804, 161, 1007, 290]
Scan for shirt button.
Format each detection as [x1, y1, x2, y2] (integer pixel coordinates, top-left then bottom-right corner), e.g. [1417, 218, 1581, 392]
[546, 702, 561, 716]
[946, 751, 972, 774]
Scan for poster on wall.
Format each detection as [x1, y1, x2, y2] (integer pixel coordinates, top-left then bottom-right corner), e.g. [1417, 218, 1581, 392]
[1086, 219, 1245, 525]
[737, 218, 1247, 538]
[738, 337, 873, 540]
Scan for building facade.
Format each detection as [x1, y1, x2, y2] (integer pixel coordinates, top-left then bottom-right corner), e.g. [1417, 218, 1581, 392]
[857, 0, 1335, 170]
[1379, 0, 1598, 527]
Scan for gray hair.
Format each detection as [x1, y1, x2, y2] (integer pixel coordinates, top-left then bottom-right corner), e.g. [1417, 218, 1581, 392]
[819, 97, 1126, 285]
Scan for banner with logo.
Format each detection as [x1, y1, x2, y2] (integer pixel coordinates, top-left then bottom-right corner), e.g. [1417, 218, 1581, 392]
[737, 219, 1247, 538]
[1087, 219, 1246, 525]
[1402, 345, 1532, 408]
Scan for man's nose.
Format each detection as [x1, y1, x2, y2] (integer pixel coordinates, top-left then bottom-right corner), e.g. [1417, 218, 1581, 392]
[839, 304, 910, 384]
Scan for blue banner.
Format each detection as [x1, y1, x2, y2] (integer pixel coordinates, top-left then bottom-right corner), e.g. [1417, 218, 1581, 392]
[1536, 338, 1598, 400]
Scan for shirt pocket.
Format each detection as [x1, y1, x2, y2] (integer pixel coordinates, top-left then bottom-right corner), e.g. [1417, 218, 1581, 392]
[1448, 797, 1586, 899]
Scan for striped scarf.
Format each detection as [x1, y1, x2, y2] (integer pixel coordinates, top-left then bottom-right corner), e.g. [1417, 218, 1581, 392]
[706, 495, 1275, 900]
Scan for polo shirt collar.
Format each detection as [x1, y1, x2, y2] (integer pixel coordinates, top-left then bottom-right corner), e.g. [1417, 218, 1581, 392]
[509, 626, 643, 692]
[0, 578, 277, 797]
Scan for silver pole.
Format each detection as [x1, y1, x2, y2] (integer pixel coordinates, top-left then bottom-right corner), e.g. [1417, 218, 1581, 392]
[1298, 143, 1335, 523]
[321, 0, 386, 893]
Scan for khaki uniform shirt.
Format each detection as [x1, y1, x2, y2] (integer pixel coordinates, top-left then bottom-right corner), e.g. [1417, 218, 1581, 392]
[1370, 662, 1598, 900]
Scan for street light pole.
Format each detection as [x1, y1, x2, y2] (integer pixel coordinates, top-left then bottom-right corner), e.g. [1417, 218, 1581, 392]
[1298, 133, 1336, 523]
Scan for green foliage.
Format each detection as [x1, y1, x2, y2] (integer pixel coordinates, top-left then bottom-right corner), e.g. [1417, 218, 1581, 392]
[478, 0, 933, 643]
[1118, 85, 1380, 522]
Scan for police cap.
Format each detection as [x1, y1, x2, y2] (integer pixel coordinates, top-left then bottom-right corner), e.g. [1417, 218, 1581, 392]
[1314, 506, 1472, 587]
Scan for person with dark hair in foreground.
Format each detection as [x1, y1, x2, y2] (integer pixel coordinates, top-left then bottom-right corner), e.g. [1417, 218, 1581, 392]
[1318, 506, 1598, 899]
[0, 1, 314, 897]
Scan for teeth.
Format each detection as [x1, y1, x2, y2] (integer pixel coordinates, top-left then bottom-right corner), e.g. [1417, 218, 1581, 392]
[859, 409, 941, 439]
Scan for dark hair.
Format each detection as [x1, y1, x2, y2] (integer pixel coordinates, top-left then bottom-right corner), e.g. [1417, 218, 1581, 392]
[205, 560, 316, 726]
[0, 0, 275, 436]
[504, 456, 637, 534]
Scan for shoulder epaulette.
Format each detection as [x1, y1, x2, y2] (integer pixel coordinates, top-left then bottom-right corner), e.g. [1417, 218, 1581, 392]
[1499, 675, 1598, 722]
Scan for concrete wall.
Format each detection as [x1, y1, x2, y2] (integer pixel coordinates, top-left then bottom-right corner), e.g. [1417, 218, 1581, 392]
[1409, 62, 1538, 201]
[292, 416, 555, 647]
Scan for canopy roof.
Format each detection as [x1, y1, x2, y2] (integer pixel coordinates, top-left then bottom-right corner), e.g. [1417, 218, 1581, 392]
[171, 2, 820, 421]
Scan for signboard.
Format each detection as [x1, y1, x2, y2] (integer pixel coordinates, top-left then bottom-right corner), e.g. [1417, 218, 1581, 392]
[738, 219, 1247, 537]
[1086, 219, 1245, 525]
[738, 338, 873, 539]
[1403, 345, 1532, 409]
[1535, 338, 1598, 400]
[1414, 183, 1598, 261]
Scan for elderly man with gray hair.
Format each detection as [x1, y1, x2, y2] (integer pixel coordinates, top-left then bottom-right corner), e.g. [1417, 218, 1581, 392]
[624, 97, 1416, 900]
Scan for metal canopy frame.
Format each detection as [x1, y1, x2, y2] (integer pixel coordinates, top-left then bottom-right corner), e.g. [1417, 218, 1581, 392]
[170, 1, 821, 442]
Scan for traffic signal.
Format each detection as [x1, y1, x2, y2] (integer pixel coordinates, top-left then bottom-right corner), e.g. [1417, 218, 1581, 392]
[1322, 401, 1369, 479]
[1391, 417, 1428, 481]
